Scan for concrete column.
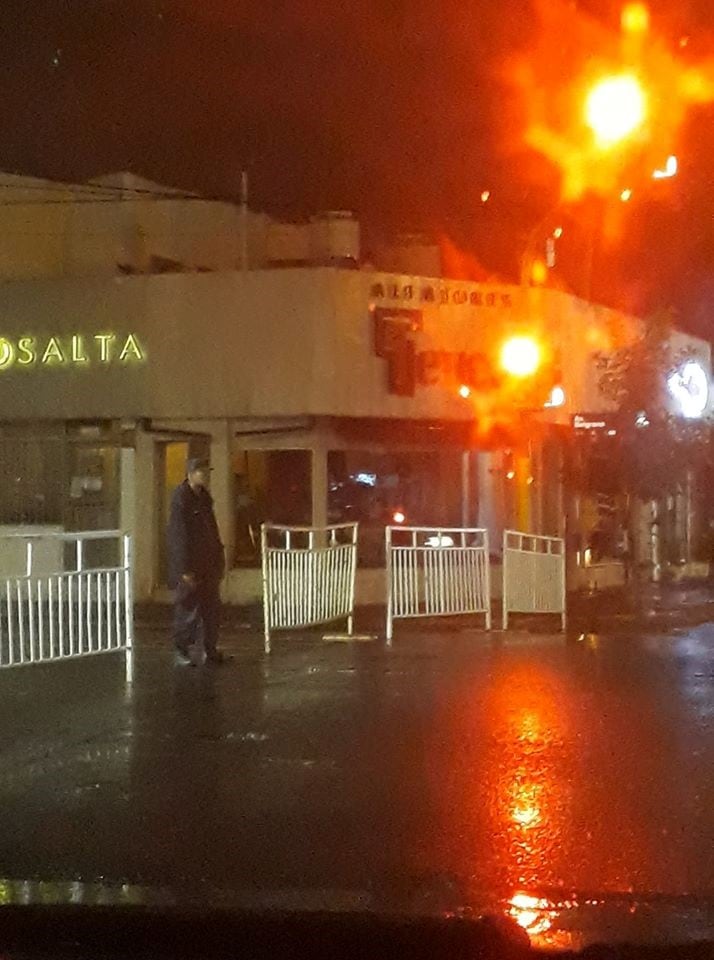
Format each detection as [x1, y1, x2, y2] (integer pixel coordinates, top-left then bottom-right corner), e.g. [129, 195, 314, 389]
[311, 446, 328, 529]
[540, 434, 566, 540]
[119, 448, 136, 537]
[685, 470, 694, 564]
[119, 447, 136, 588]
[650, 499, 662, 582]
[531, 441, 544, 535]
[514, 452, 532, 533]
[564, 488, 581, 591]
[477, 451, 503, 551]
[209, 421, 235, 570]
[133, 429, 156, 601]
[461, 451, 471, 528]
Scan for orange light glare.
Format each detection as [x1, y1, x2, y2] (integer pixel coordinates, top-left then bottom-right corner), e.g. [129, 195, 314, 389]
[508, 894, 554, 937]
[621, 3, 649, 35]
[585, 74, 646, 146]
[500, 336, 542, 377]
[653, 154, 677, 179]
[512, 803, 539, 825]
[620, 187, 633, 201]
[511, 893, 541, 911]
[531, 259, 548, 285]
[392, 510, 406, 524]
[481, 190, 491, 202]
[458, 384, 471, 398]
[546, 385, 566, 407]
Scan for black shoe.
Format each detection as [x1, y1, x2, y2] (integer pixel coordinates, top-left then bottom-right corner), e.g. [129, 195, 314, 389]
[174, 648, 194, 666]
[205, 650, 228, 664]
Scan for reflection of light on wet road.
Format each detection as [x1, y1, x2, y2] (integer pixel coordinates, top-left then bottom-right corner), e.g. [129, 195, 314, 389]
[506, 891, 605, 947]
[415, 630, 712, 945]
[508, 892, 554, 937]
[510, 782, 542, 827]
[489, 666, 573, 892]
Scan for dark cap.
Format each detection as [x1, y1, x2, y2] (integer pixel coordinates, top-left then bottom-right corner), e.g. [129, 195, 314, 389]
[186, 457, 212, 474]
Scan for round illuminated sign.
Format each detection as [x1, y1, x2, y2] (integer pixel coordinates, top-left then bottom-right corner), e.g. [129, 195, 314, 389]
[0, 338, 14, 369]
[667, 360, 709, 419]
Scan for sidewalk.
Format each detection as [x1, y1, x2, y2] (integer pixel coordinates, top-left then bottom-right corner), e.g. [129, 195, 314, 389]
[135, 578, 714, 641]
[566, 578, 714, 633]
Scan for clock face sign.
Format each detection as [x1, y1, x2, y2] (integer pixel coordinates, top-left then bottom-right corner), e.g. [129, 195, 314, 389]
[667, 360, 710, 419]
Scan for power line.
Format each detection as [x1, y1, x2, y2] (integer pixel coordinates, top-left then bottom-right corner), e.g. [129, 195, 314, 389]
[0, 178, 185, 198]
[0, 194, 236, 207]
[0, 178, 241, 205]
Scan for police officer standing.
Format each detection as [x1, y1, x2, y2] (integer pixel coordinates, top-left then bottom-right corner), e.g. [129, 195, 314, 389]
[167, 458, 226, 665]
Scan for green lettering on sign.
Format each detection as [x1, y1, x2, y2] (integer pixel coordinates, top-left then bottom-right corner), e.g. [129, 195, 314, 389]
[0, 333, 146, 371]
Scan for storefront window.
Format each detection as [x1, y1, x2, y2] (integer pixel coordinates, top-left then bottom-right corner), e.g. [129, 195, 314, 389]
[0, 427, 122, 568]
[327, 450, 463, 566]
[66, 444, 120, 530]
[0, 432, 66, 525]
[233, 449, 312, 567]
[232, 447, 465, 568]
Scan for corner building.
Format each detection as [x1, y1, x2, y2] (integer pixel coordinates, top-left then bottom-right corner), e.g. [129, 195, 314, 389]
[0, 172, 706, 600]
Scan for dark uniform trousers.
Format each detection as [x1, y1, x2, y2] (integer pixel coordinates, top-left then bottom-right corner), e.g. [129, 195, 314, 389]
[173, 579, 222, 657]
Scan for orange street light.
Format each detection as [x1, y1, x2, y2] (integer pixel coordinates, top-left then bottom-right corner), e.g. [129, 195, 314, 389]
[621, 3, 649, 35]
[585, 74, 646, 147]
[500, 336, 541, 377]
[530, 258, 548, 285]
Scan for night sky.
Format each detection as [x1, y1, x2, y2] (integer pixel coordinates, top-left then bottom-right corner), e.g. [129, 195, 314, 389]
[1, 1, 712, 333]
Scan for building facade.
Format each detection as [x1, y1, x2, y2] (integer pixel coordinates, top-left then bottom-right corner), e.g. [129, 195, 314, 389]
[0, 172, 708, 599]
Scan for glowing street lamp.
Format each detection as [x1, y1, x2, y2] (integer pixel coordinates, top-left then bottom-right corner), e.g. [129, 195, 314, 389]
[530, 258, 548, 285]
[500, 336, 541, 377]
[585, 74, 646, 147]
[545, 384, 566, 408]
[653, 154, 678, 179]
[668, 360, 709, 419]
[621, 2, 649, 35]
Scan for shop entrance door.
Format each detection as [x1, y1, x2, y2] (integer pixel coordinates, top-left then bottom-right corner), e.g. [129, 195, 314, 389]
[156, 441, 190, 588]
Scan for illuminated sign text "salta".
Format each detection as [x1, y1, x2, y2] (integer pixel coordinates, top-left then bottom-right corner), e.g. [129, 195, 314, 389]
[0, 333, 145, 370]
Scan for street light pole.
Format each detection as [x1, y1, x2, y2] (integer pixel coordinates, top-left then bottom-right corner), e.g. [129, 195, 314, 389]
[519, 211, 563, 287]
[240, 170, 249, 272]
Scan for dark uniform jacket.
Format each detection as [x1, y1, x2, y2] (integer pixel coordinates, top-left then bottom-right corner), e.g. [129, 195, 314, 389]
[167, 480, 225, 589]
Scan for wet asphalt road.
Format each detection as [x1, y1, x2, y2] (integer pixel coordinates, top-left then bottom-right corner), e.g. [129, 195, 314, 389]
[0, 611, 712, 947]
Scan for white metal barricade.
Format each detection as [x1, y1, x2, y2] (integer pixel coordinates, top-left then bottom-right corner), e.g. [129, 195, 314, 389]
[502, 529, 566, 630]
[386, 526, 491, 642]
[261, 522, 358, 653]
[0, 530, 134, 681]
